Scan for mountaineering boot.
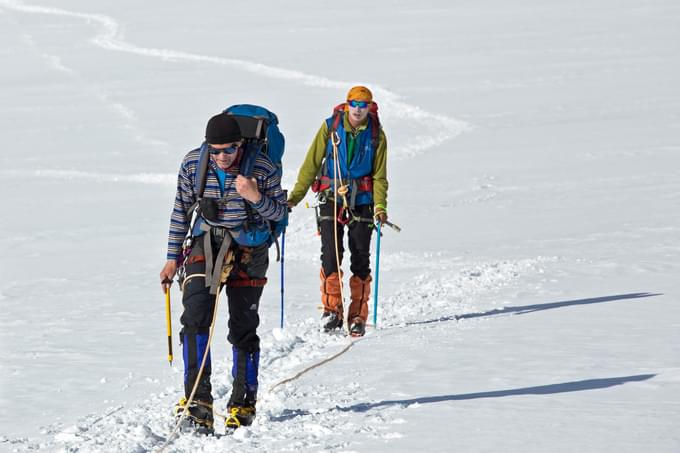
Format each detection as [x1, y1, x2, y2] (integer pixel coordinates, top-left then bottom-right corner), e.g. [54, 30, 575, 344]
[226, 347, 259, 430]
[225, 404, 257, 430]
[349, 317, 366, 337]
[173, 398, 214, 434]
[321, 311, 343, 332]
[320, 269, 343, 331]
[348, 275, 371, 336]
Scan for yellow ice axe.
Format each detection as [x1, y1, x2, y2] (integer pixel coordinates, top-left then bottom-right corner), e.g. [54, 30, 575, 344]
[163, 280, 173, 366]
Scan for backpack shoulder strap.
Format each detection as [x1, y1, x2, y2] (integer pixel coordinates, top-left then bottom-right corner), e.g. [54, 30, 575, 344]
[329, 104, 345, 134]
[238, 140, 264, 229]
[325, 104, 346, 147]
[369, 102, 381, 148]
[239, 141, 261, 178]
[237, 117, 266, 178]
[322, 104, 346, 171]
[194, 143, 211, 199]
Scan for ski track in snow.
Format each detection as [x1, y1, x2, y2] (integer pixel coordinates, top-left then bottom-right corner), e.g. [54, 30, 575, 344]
[0, 0, 471, 181]
[0, 168, 176, 185]
[1, 255, 555, 452]
[0, 3, 553, 452]
[0, 2, 513, 451]
[15, 31, 170, 149]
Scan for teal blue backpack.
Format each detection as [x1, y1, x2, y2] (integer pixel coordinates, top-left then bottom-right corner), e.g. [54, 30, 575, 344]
[193, 104, 287, 254]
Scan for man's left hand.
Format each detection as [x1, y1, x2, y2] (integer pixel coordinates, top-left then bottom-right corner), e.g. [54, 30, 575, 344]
[236, 175, 262, 204]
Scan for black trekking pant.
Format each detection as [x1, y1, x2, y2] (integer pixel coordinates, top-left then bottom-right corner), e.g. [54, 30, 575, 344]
[320, 203, 373, 279]
[180, 235, 268, 402]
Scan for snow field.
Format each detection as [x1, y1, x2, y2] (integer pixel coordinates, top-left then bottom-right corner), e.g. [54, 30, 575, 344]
[1, 0, 679, 451]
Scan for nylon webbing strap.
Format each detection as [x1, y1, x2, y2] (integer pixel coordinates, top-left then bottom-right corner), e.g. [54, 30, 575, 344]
[201, 225, 215, 292]
[350, 180, 358, 209]
[212, 233, 233, 294]
[318, 215, 373, 224]
[200, 224, 234, 294]
[273, 236, 281, 262]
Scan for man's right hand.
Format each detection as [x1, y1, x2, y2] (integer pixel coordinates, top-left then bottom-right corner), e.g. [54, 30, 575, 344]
[287, 200, 297, 210]
[160, 260, 178, 293]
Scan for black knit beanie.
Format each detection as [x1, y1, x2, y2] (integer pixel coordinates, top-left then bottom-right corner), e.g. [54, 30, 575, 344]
[205, 113, 242, 144]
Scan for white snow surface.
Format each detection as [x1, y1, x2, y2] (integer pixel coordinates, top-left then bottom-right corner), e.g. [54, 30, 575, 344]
[1, 0, 679, 451]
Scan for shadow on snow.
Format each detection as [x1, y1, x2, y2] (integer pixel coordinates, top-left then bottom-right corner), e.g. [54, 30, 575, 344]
[270, 293, 661, 422]
[404, 292, 662, 327]
[270, 374, 656, 422]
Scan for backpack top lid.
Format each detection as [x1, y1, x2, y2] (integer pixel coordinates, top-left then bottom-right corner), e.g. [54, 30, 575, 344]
[195, 104, 285, 197]
[223, 104, 288, 244]
[227, 115, 266, 140]
[225, 104, 279, 139]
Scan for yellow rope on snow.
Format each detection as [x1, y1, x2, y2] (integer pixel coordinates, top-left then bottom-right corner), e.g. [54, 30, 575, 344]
[268, 338, 354, 393]
[156, 272, 224, 452]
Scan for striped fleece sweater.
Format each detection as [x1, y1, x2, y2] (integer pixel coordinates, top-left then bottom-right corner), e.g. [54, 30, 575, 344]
[166, 148, 286, 261]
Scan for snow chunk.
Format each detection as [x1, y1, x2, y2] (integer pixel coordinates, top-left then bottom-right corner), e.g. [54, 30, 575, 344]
[54, 426, 79, 442]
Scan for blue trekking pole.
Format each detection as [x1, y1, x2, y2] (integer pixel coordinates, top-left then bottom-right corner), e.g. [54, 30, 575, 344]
[280, 229, 286, 329]
[373, 223, 382, 328]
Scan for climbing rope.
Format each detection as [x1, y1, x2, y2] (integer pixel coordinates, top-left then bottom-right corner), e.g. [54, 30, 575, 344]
[158, 130, 358, 448]
[265, 133, 358, 394]
[180, 273, 205, 293]
[268, 337, 354, 392]
[330, 131, 348, 318]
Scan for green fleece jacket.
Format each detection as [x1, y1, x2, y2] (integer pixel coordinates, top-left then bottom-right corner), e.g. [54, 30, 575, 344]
[288, 114, 388, 212]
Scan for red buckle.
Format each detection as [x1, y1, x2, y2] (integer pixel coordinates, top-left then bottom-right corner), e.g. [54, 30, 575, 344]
[312, 176, 331, 193]
[357, 176, 372, 192]
[227, 278, 268, 288]
[186, 255, 206, 265]
[337, 207, 351, 225]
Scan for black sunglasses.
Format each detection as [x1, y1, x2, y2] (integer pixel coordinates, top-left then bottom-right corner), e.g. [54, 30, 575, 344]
[208, 143, 241, 155]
